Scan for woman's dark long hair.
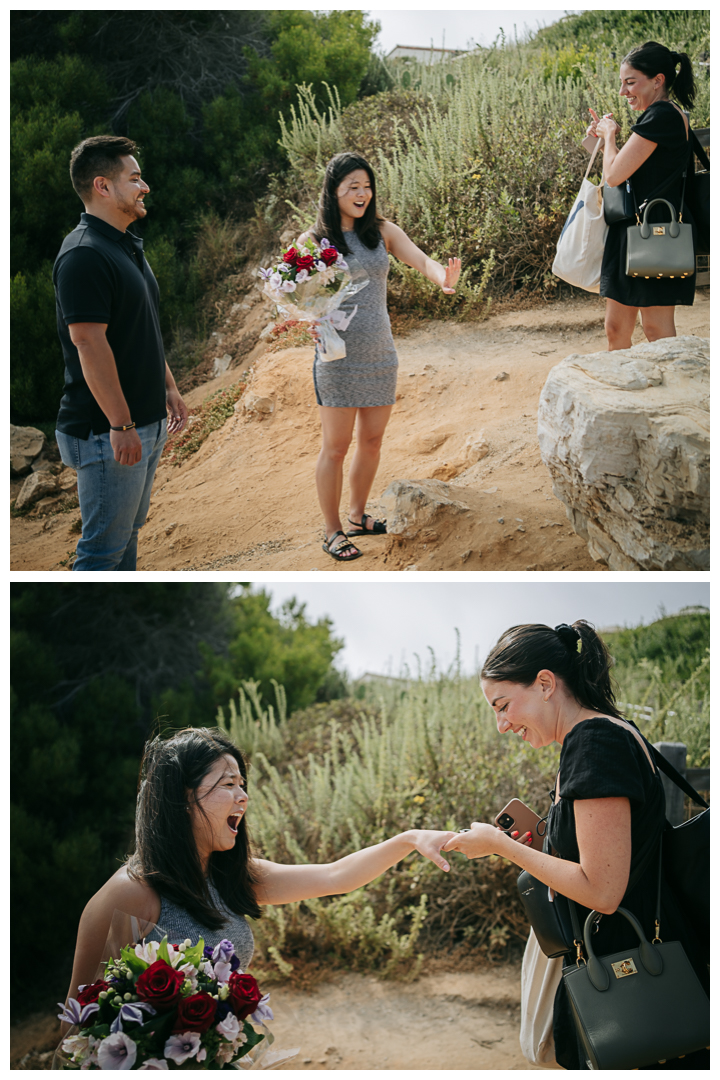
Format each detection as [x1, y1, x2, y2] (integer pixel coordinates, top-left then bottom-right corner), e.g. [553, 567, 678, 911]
[127, 728, 261, 928]
[313, 151, 384, 255]
[481, 620, 622, 719]
[623, 40, 696, 110]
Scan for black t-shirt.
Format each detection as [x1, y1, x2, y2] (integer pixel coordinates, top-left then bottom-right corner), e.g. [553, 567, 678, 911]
[629, 99, 692, 219]
[54, 213, 167, 438]
[547, 718, 709, 1070]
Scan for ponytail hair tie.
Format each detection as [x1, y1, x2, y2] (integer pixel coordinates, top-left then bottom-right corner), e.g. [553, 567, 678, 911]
[554, 623, 583, 654]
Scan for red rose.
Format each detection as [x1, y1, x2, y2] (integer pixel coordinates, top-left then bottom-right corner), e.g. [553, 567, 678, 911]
[172, 992, 217, 1033]
[295, 254, 315, 272]
[77, 980, 110, 1006]
[135, 959, 185, 1009]
[321, 247, 339, 267]
[227, 972, 262, 1021]
[282, 247, 299, 266]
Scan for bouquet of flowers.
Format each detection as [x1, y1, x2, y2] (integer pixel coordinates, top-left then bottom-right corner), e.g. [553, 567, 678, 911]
[259, 237, 368, 361]
[57, 935, 278, 1070]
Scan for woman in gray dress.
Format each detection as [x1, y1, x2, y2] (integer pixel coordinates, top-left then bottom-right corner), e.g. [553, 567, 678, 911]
[63, 728, 457, 1012]
[300, 153, 461, 562]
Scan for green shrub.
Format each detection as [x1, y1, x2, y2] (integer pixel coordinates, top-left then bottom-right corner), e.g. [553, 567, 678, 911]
[10, 263, 64, 421]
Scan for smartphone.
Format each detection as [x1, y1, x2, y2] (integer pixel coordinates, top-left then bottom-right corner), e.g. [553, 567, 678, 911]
[582, 133, 600, 153]
[494, 799, 544, 850]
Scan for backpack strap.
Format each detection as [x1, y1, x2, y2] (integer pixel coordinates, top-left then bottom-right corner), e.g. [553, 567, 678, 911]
[691, 130, 710, 172]
[648, 744, 709, 808]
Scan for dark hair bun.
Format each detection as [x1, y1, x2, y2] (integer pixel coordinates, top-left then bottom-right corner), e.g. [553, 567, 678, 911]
[555, 623, 581, 652]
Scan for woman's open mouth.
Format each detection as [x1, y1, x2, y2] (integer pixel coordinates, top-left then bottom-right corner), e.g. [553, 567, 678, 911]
[227, 813, 242, 834]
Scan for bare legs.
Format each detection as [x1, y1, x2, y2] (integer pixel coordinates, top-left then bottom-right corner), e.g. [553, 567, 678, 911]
[605, 298, 677, 351]
[316, 404, 393, 556]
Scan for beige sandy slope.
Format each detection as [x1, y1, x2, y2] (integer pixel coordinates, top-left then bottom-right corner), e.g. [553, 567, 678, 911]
[11, 292, 709, 572]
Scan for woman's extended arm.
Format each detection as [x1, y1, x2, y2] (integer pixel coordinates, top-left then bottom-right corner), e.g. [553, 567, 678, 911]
[596, 115, 657, 187]
[381, 221, 461, 293]
[252, 829, 456, 905]
[443, 797, 631, 914]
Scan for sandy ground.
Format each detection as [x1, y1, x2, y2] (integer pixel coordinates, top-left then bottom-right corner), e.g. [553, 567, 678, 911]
[11, 964, 538, 1070]
[10, 291, 709, 572]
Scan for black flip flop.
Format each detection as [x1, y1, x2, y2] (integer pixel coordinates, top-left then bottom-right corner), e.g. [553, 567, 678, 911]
[347, 513, 387, 536]
[322, 530, 363, 562]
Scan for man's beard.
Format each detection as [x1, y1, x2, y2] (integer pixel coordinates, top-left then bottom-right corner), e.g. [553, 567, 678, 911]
[116, 193, 146, 222]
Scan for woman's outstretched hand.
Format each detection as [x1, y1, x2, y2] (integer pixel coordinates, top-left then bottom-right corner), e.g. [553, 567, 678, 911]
[441, 257, 462, 294]
[412, 829, 459, 872]
[442, 821, 533, 860]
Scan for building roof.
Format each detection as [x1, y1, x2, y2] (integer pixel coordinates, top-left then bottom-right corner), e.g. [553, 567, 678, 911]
[386, 44, 468, 65]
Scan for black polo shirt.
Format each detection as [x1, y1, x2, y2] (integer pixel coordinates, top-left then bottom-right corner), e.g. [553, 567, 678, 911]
[53, 213, 167, 437]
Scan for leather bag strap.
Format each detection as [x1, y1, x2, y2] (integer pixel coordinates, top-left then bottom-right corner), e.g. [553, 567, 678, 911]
[691, 130, 710, 172]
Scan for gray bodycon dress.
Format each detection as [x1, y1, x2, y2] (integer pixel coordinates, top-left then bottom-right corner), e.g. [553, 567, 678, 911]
[313, 228, 399, 408]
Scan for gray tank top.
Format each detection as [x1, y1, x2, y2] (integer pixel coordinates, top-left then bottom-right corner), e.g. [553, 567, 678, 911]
[146, 882, 254, 970]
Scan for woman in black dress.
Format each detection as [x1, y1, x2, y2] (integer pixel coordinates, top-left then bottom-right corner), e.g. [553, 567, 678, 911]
[443, 621, 708, 1070]
[587, 41, 697, 350]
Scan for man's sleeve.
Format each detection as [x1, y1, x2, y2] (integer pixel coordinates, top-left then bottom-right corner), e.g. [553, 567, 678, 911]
[55, 246, 115, 325]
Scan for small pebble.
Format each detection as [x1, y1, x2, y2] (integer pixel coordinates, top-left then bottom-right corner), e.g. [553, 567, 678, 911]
[497, 517, 504, 524]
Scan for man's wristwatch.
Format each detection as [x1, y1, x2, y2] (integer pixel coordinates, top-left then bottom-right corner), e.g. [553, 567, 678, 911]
[110, 421, 136, 431]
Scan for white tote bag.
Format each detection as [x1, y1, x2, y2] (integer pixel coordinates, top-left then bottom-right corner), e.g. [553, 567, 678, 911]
[552, 139, 608, 293]
[519, 928, 564, 1069]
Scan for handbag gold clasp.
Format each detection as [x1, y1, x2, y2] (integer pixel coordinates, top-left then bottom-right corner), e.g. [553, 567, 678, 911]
[653, 226, 666, 235]
[574, 939, 586, 967]
[611, 957, 638, 979]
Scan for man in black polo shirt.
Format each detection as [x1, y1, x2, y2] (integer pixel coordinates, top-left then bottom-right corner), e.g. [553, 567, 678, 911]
[54, 135, 188, 571]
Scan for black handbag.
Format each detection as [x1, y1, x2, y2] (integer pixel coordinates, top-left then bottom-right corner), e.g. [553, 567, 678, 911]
[684, 132, 710, 255]
[562, 846, 710, 1070]
[602, 179, 635, 225]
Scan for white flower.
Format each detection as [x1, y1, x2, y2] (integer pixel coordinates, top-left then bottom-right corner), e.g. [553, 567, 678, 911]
[216, 1013, 241, 1042]
[233, 1031, 249, 1049]
[200, 959, 214, 978]
[295, 268, 310, 283]
[178, 962, 198, 990]
[280, 280, 297, 293]
[269, 272, 283, 290]
[164, 1032, 203, 1066]
[213, 960, 232, 984]
[135, 940, 160, 965]
[316, 260, 328, 272]
[215, 1042, 235, 1066]
[97, 1031, 138, 1070]
[138, 1059, 169, 1070]
[62, 1034, 90, 1059]
[198, 1048, 207, 1062]
[316, 268, 336, 286]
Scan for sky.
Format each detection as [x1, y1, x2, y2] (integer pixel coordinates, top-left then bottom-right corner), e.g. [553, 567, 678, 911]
[259, 582, 710, 678]
[366, 8, 584, 55]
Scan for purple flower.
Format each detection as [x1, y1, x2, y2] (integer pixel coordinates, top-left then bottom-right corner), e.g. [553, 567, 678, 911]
[137, 1059, 168, 1070]
[212, 940, 236, 964]
[110, 1002, 157, 1033]
[214, 1000, 232, 1023]
[320, 238, 331, 250]
[250, 993, 274, 1025]
[203, 945, 215, 961]
[57, 998, 99, 1027]
[229, 954, 241, 972]
[96, 1031, 138, 1070]
[258, 267, 274, 280]
[164, 1033, 204, 1066]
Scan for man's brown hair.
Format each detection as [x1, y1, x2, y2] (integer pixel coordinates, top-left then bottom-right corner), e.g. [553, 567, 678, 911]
[69, 135, 139, 201]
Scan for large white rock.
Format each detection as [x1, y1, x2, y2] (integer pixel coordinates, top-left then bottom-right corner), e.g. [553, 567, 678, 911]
[538, 335, 709, 570]
[14, 470, 59, 510]
[381, 478, 470, 538]
[10, 424, 46, 475]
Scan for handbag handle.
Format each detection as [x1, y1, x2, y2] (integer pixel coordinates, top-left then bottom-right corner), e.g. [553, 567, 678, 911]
[584, 137, 603, 182]
[583, 905, 663, 990]
[636, 198, 682, 238]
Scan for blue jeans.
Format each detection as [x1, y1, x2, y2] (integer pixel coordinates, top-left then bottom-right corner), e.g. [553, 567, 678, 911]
[56, 419, 167, 571]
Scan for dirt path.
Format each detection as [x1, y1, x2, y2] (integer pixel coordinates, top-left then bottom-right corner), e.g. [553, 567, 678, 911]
[11, 292, 709, 572]
[12, 965, 538, 1070]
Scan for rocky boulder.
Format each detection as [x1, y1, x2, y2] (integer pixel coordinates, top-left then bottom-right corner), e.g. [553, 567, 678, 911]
[10, 425, 46, 475]
[14, 471, 59, 511]
[538, 335, 709, 570]
[381, 478, 470, 538]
